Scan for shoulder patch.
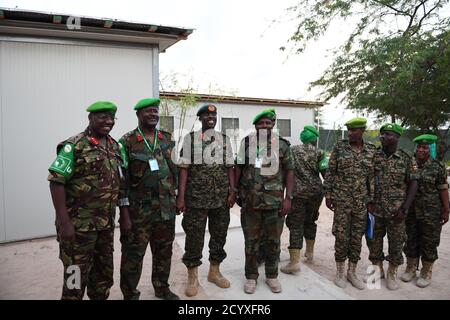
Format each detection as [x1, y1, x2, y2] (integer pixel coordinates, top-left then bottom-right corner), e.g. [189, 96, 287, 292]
[49, 142, 75, 180]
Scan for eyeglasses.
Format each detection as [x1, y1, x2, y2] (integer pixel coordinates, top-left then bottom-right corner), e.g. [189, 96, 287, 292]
[93, 113, 117, 121]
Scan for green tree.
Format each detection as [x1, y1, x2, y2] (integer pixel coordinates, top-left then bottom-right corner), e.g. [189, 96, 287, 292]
[285, 0, 450, 159]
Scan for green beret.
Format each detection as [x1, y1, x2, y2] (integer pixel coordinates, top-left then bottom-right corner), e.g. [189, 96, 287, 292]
[134, 98, 160, 111]
[197, 104, 217, 117]
[304, 125, 319, 137]
[345, 117, 367, 129]
[253, 109, 276, 125]
[413, 134, 438, 145]
[86, 101, 117, 114]
[262, 108, 276, 119]
[380, 123, 403, 136]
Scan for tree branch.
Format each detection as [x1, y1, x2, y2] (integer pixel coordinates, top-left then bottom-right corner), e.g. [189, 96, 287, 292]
[371, 0, 412, 17]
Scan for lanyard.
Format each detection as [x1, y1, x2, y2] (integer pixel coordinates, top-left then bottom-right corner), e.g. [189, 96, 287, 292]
[137, 127, 158, 153]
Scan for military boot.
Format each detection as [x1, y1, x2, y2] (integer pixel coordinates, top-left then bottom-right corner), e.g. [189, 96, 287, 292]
[244, 279, 257, 294]
[416, 261, 434, 288]
[386, 263, 399, 290]
[305, 240, 315, 262]
[400, 257, 418, 282]
[363, 261, 385, 283]
[155, 288, 180, 300]
[347, 262, 365, 290]
[280, 249, 301, 274]
[265, 278, 282, 293]
[334, 261, 347, 288]
[185, 267, 199, 297]
[207, 263, 230, 288]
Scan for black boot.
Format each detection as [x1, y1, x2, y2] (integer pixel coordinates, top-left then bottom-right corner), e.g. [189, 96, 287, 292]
[155, 288, 180, 300]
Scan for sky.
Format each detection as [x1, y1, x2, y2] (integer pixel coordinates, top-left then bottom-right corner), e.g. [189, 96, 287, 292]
[0, 0, 374, 129]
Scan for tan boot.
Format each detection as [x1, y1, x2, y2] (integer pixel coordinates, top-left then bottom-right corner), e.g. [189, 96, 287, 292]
[417, 261, 433, 288]
[305, 240, 315, 262]
[244, 279, 257, 294]
[363, 261, 385, 283]
[207, 263, 230, 288]
[334, 261, 347, 288]
[386, 263, 399, 290]
[280, 249, 301, 274]
[400, 257, 418, 282]
[347, 262, 365, 290]
[185, 267, 199, 297]
[265, 278, 282, 293]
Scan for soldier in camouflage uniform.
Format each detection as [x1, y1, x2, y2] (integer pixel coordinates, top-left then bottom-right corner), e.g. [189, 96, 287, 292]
[235, 109, 294, 294]
[176, 104, 236, 297]
[401, 134, 449, 288]
[118, 98, 179, 300]
[281, 125, 328, 275]
[323, 117, 376, 290]
[365, 123, 418, 290]
[48, 101, 123, 300]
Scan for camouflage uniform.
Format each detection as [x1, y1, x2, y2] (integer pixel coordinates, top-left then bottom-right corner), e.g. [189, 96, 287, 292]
[367, 148, 418, 266]
[237, 133, 294, 279]
[48, 128, 122, 300]
[179, 130, 234, 268]
[404, 159, 448, 262]
[119, 128, 178, 300]
[288, 144, 325, 249]
[323, 139, 376, 263]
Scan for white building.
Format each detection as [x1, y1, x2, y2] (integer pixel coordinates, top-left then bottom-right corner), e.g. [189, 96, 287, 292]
[0, 8, 193, 242]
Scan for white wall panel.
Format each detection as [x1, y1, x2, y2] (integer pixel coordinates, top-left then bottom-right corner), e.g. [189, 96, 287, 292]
[0, 40, 155, 242]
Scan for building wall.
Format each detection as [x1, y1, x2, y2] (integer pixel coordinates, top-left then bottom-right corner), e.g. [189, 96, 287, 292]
[0, 38, 157, 242]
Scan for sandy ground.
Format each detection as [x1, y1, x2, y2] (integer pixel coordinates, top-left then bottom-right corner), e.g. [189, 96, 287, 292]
[1, 201, 449, 300]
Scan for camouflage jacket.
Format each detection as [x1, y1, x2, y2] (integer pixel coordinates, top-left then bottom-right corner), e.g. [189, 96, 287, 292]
[47, 128, 122, 232]
[323, 139, 376, 205]
[292, 143, 325, 199]
[236, 132, 294, 210]
[412, 158, 448, 219]
[119, 128, 178, 221]
[178, 130, 235, 209]
[373, 147, 418, 218]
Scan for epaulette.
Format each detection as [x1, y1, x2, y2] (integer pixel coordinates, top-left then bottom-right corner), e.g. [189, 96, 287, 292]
[56, 132, 85, 153]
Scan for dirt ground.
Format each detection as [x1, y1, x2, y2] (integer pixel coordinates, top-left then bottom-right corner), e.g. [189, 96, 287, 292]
[280, 200, 450, 300]
[1, 201, 449, 300]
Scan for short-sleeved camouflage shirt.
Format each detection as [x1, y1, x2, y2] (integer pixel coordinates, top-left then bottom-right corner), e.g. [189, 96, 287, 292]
[47, 128, 122, 232]
[236, 132, 294, 210]
[178, 130, 235, 209]
[373, 147, 418, 218]
[292, 143, 325, 199]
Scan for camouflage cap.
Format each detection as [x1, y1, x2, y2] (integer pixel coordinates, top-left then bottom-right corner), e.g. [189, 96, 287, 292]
[380, 123, 404, 136]
[413, 134, 438, 145]
[134, 98, 160, 111]
[345, 117, 367, 129]
[253, 109, 276, 124]
[197, 104, 217, 116]
[86, 101, 117, 114]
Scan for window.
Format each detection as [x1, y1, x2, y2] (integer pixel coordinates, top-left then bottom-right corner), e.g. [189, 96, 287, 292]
[159, 116, 174, 133]
[221, 118, 239, 135]
[277, 119, 291, 137]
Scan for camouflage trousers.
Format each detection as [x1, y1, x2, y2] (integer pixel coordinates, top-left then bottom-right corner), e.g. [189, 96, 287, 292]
[286, 195, 322, 249]
[182, 205, 230, 268]
[404, 212, 442, 262]
[366, 216, 406, 266]
[241, 207, 284, 279]
[120, 212, 175, 300]
[332, 203, 367, 263]
[58, 228, 114, 300]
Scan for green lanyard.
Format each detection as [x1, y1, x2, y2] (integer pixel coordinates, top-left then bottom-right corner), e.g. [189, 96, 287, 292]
[137, 127, 158, 153]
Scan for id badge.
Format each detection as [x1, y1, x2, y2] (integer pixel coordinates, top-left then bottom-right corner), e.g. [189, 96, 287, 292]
[255, 157, 262, 169]
[149, 159, 159, 171]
